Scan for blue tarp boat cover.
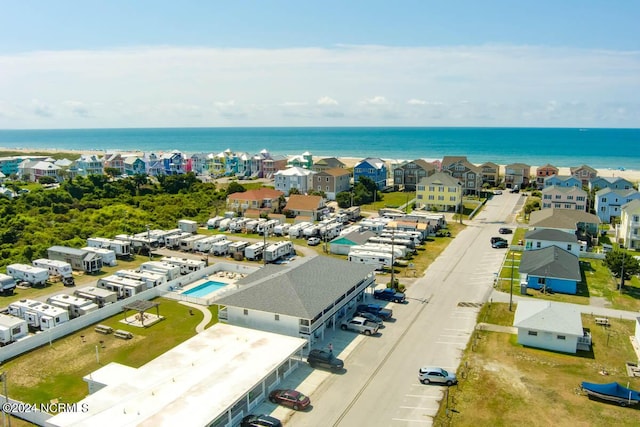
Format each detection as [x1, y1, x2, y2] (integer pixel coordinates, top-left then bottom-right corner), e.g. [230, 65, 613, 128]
[581, 382, 640, 401]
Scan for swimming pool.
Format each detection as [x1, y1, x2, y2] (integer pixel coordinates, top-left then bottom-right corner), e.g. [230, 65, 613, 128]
[182, 280, 228, 298]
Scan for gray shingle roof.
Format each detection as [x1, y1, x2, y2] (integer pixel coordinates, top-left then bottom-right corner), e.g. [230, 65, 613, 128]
[216, 257, 376, 318]
[524, 229, 578, 243]
[518, 246, 581, 281]
[529, 208, 600, 229]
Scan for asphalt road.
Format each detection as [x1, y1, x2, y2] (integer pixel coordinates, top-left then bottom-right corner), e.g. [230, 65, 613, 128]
[289, 192, 523, 426]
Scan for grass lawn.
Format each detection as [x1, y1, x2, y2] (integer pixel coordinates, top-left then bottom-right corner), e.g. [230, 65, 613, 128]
[360, 191, 415, 212]
[434, 302, 640, 426]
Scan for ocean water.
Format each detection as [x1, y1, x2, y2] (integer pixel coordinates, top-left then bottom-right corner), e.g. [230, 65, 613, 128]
[0, 127, 638, 170]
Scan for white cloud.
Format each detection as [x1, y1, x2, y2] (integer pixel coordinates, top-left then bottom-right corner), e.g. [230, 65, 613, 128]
[317, 96, 338, 105]
[407, 99, 427, 105]
[361, 96, 389, 106]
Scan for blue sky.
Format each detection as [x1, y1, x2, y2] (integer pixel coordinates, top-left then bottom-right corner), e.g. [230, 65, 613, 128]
[1, 1, 639, 128]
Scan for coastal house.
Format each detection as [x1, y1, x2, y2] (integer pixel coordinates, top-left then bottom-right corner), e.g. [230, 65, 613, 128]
[440, 156, 482, 195]
[535, 164, 559, 189]
[287, 152, 313, 169]
[0, 155, 45, 177]
[416, 172, 463, 212]
[313, 168, 351, 200]
[160, 150, 187, 175]
[589, 176, 635, 192]
[102, 152, 126, 176]
[123, 156, 146, 176]
[541, 186, 588, 211]
[226, 188, 284, 215]
[504, 163, 531, 189]
[216, 256, 377, 345]
[523, 228, 583, 256]
[75, 154, 104, 176]
[618, 199, 640, 250]
[570, 164, 597, 187]
[283, 194, 325, 221]
[514, 301, 588, 353]
[479, 162, 500, 187]
[143, 154, 165, 177]
[543, 175, 582, 188]
[354, 158, 387, 189]
[519, 246, 581, 295]
[528, 208, 601, 246]
[261, 154, 288, 179]
[18, 159, 63, 182]
[393, 159, 436, 191]
[312, 157, 346, 173]
[274, 166, 316, 195]
[594, 188, 640, 223]
[207, 151, 227, 177]
[186, 152, 210, 175]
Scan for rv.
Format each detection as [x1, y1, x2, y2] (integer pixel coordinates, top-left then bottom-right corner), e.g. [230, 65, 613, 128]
[0, 273, 17, 295]
[74, 286, 118, 307]
[380, 231, 422, 246]
[150, 228, 183, 247]
[350, 244, 406, 259]
[6, 264, 49, 287]
[81, 246, 118, 267]
[160, 256, 206, 275]
[244, 219, 265, 233]
[32, 259, 75, 286]
[211, 239, 232, 256]
[244, 242, 266, 261]
[97, 276, 147, 299]
[179, 234, 208, 252]
[178, 219, 199, 234]
[264, 241, 295, 263]
[8, 299, 70, 331]
[343, 206, 361, 221]
[139, 261, 181, 281]
[273, 223, 291, 236]
[86, 237, 132, 258]
[320, 222, 342, 240]
[115, 269, 166, 289]
[47, 294, 99, 318]
[358, 219, 387, 234]
[165, 232, 192, 250]
[228, 241, 249, 260]
[0, 314, 28, 345]
[193, 235, 227, 253]
[302, 224, 321, 238]
[229, 218, 251, 233]
[206, 216, 224, 230]
[368, 236, 415, 250]
[347, 251, 393, 270]
[288, 222, 312, 238]
[218, 218, 233, 232]
[47, 246, 103, 273]
[257, 219, 279, 236]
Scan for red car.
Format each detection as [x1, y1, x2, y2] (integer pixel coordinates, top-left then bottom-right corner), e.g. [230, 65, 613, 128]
[268, 389, 311, 410]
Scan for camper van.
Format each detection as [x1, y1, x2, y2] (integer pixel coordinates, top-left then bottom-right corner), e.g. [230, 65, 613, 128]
[74, 286, 118, 307]
[0, 273, 17, 295]
[6, 264, 49, 287]
[244, 242, 267, 261]
[264, 241, 295, 263]
[347, 251, 393, 270]
[0, 313, 28, 344]
[47, 294, 99, 318]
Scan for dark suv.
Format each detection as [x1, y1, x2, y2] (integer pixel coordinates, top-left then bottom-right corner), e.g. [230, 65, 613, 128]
[307, 349, 344, 371]
[241, 414, 282, 427]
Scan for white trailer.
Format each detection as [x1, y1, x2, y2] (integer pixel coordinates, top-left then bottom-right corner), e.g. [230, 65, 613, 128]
[97, 276, 147, 299]
[303, 224, 321, 238]
[6, 264, 49, 287]
[47, 294, 99, 318]
[358, 219, 387, 234]
[32, 259, 75, 286]
[81, 246, 118, 267]
[0, 314, 28, 344]
[245, 219, 265, 233]
[178, 219, 199, 234]
[257, 219, 279, 236]
[320, 222, 342, 240]
[244, 242, 267, 261]
[368, 236, 415, 250]
[165, 232, 192, 250]
[150, 228, 183, 247]
[350, 244, 406, 259]
[139, 261, 181, 281]
[74, 286, 118, 307]
[347, 250, 393, 270]
[229, 218, 251, 233]
[218, 218, 233, 232]
[211, 239, 232, 256]
[193, 235, 227, 253]
[115, 269, 166, 289]
[0, 273, 17, 295]
[288, 222, 310, 238]
[264, 241, 295, 263]
[273, 223, 291, 236]
[381, 231, 422, 245]
[160, 256, 206, 275]
[179, 234, 208, 252]
[207, 216, 224, 229]
[86, 237, 132, 258]
[8, 299, 69, 331]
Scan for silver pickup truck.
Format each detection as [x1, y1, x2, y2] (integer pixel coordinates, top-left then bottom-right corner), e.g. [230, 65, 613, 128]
[340, 316, 379, 336]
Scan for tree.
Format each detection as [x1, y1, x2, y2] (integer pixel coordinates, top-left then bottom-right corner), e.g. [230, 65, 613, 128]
[603, 250, 640, 287]
[38, 176, 57, 185]
[336, 191, 351, 208]
[226, 181, 246, 195]
[104, 167, 121, 178]
[288, 187, 301, 195]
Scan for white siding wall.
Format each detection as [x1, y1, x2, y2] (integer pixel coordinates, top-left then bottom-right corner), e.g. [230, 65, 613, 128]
[517, 328, 578, 353]
[226, 307, 300, 337]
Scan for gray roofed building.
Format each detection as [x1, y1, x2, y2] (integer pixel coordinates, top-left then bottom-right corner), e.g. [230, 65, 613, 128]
[528, 208, 601, 240]
[329, 230, 376, 255]
[519, 246, 581, 294]
[524, 228, 577, 243]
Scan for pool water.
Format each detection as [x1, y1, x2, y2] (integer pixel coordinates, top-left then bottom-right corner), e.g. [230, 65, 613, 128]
[182, 280, 228, 297]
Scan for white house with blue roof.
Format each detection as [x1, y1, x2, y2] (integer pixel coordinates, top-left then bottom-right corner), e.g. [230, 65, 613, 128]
[589, 176, 635, 192]
[594, 187, 640, 223]
[543, 175, 582, 188]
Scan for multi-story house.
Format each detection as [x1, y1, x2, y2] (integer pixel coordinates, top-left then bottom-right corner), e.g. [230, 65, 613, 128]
[160, 151, 186, 175]
[440, 156, 482, 195]
[416, 172, 462, 212]
[283, 194, 326, 221]
[523, 228, 584, 256]
[354, 158, 387, 189]
[313, 168, 351, 200]
[393, 159, 436, 191]
[261, 154, 288, 179]
[287, 152, 313, 169]
[274, 167, 316, 195]
[479, 162, 500, 187]
[208, 152, 227, 177]
[570, 165, 597, 187]
[312, 157, 346, 173]
[619, 199, 640, 249]
[543, 175, 582, 188]
[541, 186, 588, 211]
[589, 176, 635, 192]
[226, 188, 284, 215]
[123, 156, 146, 176]
[594, 188, 640, 223]
[535, 164, 559, 189]
[504, 163, 531, 189]
[103, 152, 126, 176]
[186, 153, 209, 175]
[75, 154, 104, 176]
[18, 160, 63, 182]
[143, 153, 166, 177]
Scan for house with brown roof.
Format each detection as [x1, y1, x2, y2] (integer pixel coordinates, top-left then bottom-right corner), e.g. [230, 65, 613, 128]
[528, 208, 601, 246]
[313, 168, 351, 200]
[393, 159, 436, 191]
[440, 156, 482, 195]
[479, 162, 500, 187]
[284, 194, 326, 221]
[570, 165, 597, 187]
[504, 163, 531, 189]
[312, 157, 346, 173]
[226, 187, 284, 215]
[535, 164, 559, 189]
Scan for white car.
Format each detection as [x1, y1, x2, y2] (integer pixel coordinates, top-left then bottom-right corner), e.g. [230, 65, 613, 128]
[418, 367, 457, 386]
[307, 237, 321, 246]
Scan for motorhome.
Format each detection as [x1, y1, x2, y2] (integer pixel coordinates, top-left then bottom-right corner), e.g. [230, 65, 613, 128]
[86, 237, 132, 258]
[115, 269, 166, 289]
[139, 261, 181, 281]
[165, 232, 192, 250]
[193, 235, 227, 253]
[74, 286, 118, 307]
[160, 256, 206, 275]
[211, 239, 232, 256]
[81, 246, 118, 267]
[244, 242, 267, 261]
[47, 294, 99, 318]
[273, 223, 291, 236]
[0, 313, 28, 344]
[264, 241, 295, 263]
[347, 251, 393, 270]
[206, 216, 224, 229]
[179, 234, 208, 252]
[6, 264, 49, 287]
[32, 259, 75, 286]
[257, 219, 279, 236]
[8, 299, 70, 331]
[97, 276, 147, 299]
[178, 219, 199, 234]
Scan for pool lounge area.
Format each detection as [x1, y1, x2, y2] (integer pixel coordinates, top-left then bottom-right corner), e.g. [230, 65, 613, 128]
[182, 280, 228, 298]
[177, 271, 247, 301]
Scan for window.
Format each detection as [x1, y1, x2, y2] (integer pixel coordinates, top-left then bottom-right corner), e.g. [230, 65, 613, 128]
[428, 195, 434, 200]
[577, 196, 585, 201]
[633, 215, 639, 222]
[567, 244, 572, 251]
[429, 186, 435, 191]
[528, 331, 538, 336]
[557, 335, 566, 340]
[438, 195, 444, 201]
[555, 195, 561, 199]
[243, 309, 248, 315]
[567, 195, 573, 200]
[450, 196, 456, 201]
[275, 314, 280, 321]
[326, 177, 329, 182]
[536, 242, 541, 248]
[543, 194, 551, 199]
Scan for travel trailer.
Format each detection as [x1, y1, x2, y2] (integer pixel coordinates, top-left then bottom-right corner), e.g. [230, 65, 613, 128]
[193, 235, 227, 253]
[165, 232, 192, 250]
[32, 259, 75, 286]
[6, 264, 49, 287]
[206, 216, 224, 229]
[257, 219, 279, 236]
[97, 276, 147, 299]
[179, 234, 208, 252]
[8, 299, 70, 331]
[347, 251, 393, 270]
[0, 313, 28, 344]
[74, 286, 118, 307]
[86, 237, 132, 258]
[0, 273, 17, 295]
[138, 261, 181, 281]
[115, 269, 166, 289]
[368, 236, 415, 250]
[244, 242, 267, 261]
[264, 241, 295, 263]
[178, 219, 198, 234]
[273, 223, 291, 236]
[81, 246, 118, 267]
[47, 294, 99, 318]
[160, 256, 206, 275]
[350, 244, 406, 259]
[210, 239, 232, 256]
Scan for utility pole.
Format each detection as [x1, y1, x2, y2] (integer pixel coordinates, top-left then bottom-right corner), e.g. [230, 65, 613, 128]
[509, 251, 514, 311]
[619, 250, 625, 293]
[390, 229, 396, 289]
[146, 224, 152, 261]
[263, 229, 267, 266]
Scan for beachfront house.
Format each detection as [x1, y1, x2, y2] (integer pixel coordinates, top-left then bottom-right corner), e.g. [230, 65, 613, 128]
[589, 176, 635, 192]
[75, 154, 104, 176]
[519, 246, 581, 295]
[543, 175, 582, 188]
[102, 152, 126, 176]
[440, 156, 482, 195]
[354, 158, 387, 189]
[18, 160, 63, 182]
[283, 194, 325, 221]
[504, 163, 531, 189]
[416, 172, 463, 212]
[123, 156, 146, 176]
[226, 188, 284, 216]
[541, 186, 588, 211]
[261, 154, 288, 179]
[619, 199, 640, 250]
[393, 159, 436, 191]
[313, 168, 351, 200]
[535, 164, 559, 189]
[594, 188, 640, 223]
[287, 152, 313, 169]
[523, 228, 583, 256]
[160, 150, 187, 175]
[274, 166, 316, 195]
[479, 162, 500, 188]
[570, 164, 597, 187]
[312, 157, 346, 173]
[514, 301, 587, 354]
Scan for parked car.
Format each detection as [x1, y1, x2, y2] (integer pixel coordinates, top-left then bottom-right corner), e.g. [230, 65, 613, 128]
[493, 190, 503, 195]
[373, 288, 406, 303]
[354, 310, 384, 326]
[268, 389, 311, 411]
[241, 414, 282, 427]
[307, 237, 321, 246]
[357, 303, 393, 320]
[418, 366, 458, 386]
[340, 316, 380, 335]
[490, 236, 507, 245]
[307, 349, 344, 371]
[492, 240, 509, 249]
[498, 227, 513, 234]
